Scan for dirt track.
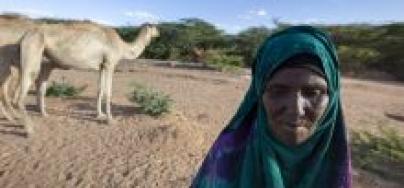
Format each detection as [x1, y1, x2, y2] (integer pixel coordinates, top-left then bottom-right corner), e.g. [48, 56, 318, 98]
[0, 61, 403, 187]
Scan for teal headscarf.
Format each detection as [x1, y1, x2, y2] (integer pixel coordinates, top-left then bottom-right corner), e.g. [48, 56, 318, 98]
[191, 26, 351, 188]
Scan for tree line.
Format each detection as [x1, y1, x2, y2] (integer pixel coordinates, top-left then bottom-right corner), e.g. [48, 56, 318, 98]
[38, 17, 404, 81]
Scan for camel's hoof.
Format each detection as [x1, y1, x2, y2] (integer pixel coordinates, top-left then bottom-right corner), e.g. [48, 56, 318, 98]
[107, 118, 115, 125]
[96, 114, 107, 119]
[19, 117, 34, 134]
[26, 127, 34, 136]
[24, 123, 34, 136]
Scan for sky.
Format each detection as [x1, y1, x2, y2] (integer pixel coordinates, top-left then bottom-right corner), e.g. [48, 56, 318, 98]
[0, 0, 403, 34]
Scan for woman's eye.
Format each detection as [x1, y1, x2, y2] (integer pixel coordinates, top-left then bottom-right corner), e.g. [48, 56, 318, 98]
[302, 88, 325, 98]
[304, 90, 319, 97]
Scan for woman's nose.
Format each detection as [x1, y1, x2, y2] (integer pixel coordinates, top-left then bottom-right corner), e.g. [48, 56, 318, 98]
[285, 92, 307, 119]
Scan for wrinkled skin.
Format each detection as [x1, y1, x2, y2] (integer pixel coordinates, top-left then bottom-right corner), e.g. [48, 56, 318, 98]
[262, 67, 329, 146]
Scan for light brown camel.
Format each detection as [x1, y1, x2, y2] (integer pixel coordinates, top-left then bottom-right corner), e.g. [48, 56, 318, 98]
[0, 15, 82, 118]
[17, 22, 159, 134]
[0, 14, 37, 125]
[0, 15, 56, 127]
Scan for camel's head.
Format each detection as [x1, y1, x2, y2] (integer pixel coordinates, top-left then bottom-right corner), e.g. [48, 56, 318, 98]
[143, 23, 160, 38]
[124, 23, 160, 59]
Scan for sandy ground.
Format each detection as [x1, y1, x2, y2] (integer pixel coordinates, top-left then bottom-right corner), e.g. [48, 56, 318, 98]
[0, 61, 403, 188]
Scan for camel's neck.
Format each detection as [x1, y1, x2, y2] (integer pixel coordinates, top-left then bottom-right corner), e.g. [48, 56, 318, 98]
[123, 28, 153, 59]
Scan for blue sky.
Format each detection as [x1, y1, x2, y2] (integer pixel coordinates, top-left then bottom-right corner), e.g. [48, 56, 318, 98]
[1, 0, 403, 34]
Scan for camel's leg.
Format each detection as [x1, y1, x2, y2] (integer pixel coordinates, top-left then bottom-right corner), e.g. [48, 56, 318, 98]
[0, 69, 17, 123]
[0, 100, 15, 123]
[12, 68, 21, 106]
[3, 71, 21, 119]
[104, 66, 114, 124]
[96, 67, 106, 118]
[17, 30, 45, 134]
[35, 63, 53, 117]
[7, 66, 21, 106]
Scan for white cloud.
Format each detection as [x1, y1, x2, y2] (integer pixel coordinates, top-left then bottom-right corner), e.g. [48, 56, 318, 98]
[124, 10, 160, 24]
[255, 9, 268, 16]
[238, 9, 269, 20]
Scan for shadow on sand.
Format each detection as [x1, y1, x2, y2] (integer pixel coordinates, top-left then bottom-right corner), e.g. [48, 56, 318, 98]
[385, 113, 404, 123]
[66, 101, 144, 123]
[117, 60, 218, 72]
[0, 121, 27, 138]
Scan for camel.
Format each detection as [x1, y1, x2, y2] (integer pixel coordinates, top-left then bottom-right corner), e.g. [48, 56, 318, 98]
[0, 15, 37, 126]
[16, 21, 159, 134]
[0, 15, 55, 126]
[0, 15, 83, 118]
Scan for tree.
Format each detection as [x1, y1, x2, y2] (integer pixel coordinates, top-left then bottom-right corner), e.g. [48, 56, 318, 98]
[234, 27, 272, 67]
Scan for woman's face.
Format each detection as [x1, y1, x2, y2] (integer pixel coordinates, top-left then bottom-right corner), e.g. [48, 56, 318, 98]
[262, 67, 329, 146]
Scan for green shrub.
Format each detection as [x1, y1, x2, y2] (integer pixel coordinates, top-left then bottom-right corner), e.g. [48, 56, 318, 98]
[46, 80, 86, 97]
[204, 50, 243, 73]
[351, 127, 404, 181]
[337, 45, 381, 74]
[115, 26, 140, 42]
[129, 84, 172, 116]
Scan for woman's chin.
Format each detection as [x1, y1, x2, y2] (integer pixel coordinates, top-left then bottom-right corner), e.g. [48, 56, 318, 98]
[279, 126, 312, 146]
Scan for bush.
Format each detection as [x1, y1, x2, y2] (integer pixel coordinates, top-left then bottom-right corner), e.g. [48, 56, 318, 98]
[351, 127, 404, 181]
[204, 50, 243, 73]
[46, 79, 86, 97]
[337, 45, 381, 74]
[129, 84, 172, 116]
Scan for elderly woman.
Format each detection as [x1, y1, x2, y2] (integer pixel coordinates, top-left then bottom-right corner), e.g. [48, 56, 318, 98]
[191, 26, 351, 188]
